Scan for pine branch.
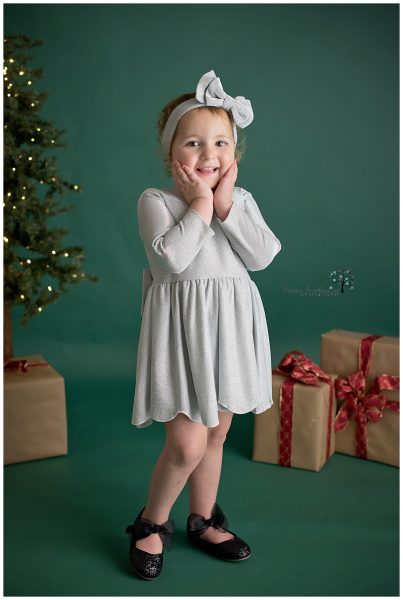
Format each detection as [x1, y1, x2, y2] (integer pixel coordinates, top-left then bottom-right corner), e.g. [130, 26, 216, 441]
[4, 33, 98, 328]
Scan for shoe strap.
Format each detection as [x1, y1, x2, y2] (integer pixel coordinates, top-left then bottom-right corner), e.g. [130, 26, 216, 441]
[188, 502, 229, 535]
[126, 516, 175, 552]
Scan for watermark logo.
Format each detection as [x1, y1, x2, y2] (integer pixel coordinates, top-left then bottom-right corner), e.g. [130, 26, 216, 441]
[282, 268, 355, 296]
[329, 268, 354, 294]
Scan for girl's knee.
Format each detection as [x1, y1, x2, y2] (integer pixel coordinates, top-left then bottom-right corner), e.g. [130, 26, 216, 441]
[164, 414, 207, 467]
[207, 427, 228, 448]
[165, 439, 206, 467]
[207, 412, 234, 447]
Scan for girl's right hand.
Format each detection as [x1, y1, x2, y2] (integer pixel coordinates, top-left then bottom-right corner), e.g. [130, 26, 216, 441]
[171, 160, 214, 206]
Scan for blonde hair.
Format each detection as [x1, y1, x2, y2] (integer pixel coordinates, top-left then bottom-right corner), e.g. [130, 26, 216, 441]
[156, 92, 246, 177]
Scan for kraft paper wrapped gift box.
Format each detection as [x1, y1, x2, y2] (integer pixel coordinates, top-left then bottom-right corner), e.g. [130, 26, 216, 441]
[320, 329, 400, 467]
[253, 350, 338, 472]
[4, 355, 68, 465]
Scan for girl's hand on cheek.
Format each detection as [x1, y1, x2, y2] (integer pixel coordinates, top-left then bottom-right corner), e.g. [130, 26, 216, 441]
[171, 160, 213, 205]
[213, 160, 238, 214]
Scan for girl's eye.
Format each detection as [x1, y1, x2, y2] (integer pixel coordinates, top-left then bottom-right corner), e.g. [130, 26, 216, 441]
[186, 140, 227, 147]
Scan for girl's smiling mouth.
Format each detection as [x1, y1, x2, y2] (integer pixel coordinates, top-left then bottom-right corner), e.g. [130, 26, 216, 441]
[196, 167, 219, 175]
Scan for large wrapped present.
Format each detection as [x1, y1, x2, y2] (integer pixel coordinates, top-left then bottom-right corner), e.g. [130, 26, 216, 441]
[320, 330, 399, 467]
[253, 350, 338, 472]
[4, 355, 68, 465]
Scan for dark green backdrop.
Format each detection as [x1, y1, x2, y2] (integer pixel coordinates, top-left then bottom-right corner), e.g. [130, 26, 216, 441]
[5, 4, 399, 382]
[4, 5, 399, 597]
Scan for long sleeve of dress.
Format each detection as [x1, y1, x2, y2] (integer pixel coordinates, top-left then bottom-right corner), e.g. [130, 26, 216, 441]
[137, 187, 215, 274]
[215, 187, 281, 271]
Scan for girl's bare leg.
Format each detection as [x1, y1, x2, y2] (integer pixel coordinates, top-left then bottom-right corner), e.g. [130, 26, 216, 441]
[135, 414, 208, 554]
[187, 410, 235, 543]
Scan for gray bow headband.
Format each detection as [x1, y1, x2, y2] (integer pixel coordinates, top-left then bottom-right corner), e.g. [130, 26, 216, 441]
[160, 70, 254, 158]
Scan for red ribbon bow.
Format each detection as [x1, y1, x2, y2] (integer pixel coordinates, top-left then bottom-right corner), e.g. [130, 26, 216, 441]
[273, 350, 332, 385]
[334, 369, 399, 458]
[272, 350, 334, 467]
[331, 334, 400, 460]
[4, 359, 49, 373]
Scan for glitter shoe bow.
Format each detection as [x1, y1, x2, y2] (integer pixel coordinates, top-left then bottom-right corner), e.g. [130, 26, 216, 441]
[126, 514, 176, 552]
[188, 502, 229, 534]
[195, 70, 254, 129]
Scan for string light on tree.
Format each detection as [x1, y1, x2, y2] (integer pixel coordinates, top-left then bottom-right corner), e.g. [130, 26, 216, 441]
[3, 33, 98, 330]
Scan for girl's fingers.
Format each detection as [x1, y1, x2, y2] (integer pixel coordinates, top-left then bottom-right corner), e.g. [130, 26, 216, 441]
[183, 165, 196, 179]
[174, 160, 186, 177]
[183, 165, 200, 182]
[228, 161, 237, 172]
[177, 164, 189, 182]
[222, 162, 236, 179]
[172, 164, 182, 182]
[174, 162, 196, 181]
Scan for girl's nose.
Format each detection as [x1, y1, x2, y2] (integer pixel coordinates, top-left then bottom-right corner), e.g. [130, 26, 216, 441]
[200, 146, 216, 159]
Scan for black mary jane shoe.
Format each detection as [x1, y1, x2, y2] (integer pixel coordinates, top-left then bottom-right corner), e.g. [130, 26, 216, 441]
[186, 502, 251, 561]
[125, 507, 175, 580]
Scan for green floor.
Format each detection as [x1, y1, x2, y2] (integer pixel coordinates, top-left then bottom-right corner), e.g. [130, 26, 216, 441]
[4, 377, 399, 596]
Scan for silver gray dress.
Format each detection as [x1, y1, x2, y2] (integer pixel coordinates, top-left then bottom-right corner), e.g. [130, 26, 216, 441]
[131, 185, 281, 428]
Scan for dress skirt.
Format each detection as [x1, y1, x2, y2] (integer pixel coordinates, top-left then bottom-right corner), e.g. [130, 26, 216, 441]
[131, 274, 274, 429]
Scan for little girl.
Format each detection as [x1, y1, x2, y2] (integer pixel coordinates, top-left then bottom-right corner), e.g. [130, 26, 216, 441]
[125, 70, 281, 580]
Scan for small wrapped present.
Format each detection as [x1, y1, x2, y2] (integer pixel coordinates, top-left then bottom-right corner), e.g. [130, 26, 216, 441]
[4, 355, 68, 465]
[252, 350, 338, 472]
[320, 330, 400, 467]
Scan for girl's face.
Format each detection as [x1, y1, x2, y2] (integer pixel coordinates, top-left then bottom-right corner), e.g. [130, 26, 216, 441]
[170, 108, 236, 190]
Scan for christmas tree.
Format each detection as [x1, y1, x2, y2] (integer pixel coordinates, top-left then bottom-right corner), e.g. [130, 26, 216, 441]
[3, 33, 98, 349]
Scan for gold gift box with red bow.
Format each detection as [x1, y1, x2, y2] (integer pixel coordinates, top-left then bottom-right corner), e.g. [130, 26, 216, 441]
[252, 350, 338, 472]
[320, 330, 399, 467]
[4, 355, 68, 465]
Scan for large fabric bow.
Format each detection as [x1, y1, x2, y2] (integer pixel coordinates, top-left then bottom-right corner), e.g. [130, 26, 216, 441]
[126, 517, 176, 552]
[195, 70, 254, 129]
[188, 502, 229, 534]
[272, 350, 332, 385]
[334, 370, 400, 432]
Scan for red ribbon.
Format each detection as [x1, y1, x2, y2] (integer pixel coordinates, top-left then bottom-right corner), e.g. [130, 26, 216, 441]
[359, 334, 381, 379]
[333, 335, 400, 459]
[4, 359, 49, 373]
[272, 350, 334, 468]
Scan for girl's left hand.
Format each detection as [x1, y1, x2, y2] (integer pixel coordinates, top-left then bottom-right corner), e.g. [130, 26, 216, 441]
[213, 160, 238, 220]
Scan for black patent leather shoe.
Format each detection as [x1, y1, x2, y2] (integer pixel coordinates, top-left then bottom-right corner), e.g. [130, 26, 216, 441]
[186, 502, 251, 561]
[125, 507, 175, 580]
